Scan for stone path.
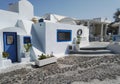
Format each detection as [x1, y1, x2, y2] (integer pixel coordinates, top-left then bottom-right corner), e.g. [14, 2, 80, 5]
[1, 55, 120, 84]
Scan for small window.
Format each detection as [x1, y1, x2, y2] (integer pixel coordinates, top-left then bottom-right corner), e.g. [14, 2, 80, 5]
[7, 35, 14, 45]
[24, 37, 31, 44]
[57, 30, 72, 42]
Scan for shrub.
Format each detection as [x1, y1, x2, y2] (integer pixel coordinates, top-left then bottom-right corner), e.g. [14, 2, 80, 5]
[2, 52, 9, 58]
[38, 53, 54, 60]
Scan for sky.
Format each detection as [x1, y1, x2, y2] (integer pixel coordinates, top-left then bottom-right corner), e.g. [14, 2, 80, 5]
[0, 0, 120, 21]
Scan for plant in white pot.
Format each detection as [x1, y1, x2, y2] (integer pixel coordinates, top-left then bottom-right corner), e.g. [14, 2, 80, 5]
[75, 35, 81, 51]
[2, 52, 9, 59]
[1, 52, 12, 68]
[35, 53, 57, 67]
[22, 43, 32, 63]
[24, 43, 32, 57]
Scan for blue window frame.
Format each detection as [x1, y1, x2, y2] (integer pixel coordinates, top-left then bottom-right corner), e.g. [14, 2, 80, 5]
[23, 36, 31, 44]
[57, 29, 72, 42]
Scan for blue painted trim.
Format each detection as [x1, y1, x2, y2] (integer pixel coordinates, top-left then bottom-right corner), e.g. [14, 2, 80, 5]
[57, 29, 72, 42]
[23, 36, 31, 44]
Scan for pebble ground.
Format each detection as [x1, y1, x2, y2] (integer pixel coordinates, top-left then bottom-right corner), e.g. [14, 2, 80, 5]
[1, 55, 120, 84]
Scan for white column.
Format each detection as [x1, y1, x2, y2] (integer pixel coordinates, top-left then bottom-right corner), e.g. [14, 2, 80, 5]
[100, 24, 104, 42]
[104, 24, 108, 41]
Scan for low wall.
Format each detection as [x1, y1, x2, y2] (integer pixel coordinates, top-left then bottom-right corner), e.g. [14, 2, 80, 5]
[107, 42, 120, 54]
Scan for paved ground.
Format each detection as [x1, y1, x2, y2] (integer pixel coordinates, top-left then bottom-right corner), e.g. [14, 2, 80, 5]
[1, 54, 120, 84]
[82, 42, 110, 48]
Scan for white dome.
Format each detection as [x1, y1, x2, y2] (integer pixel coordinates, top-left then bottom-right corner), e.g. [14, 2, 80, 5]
[59, 17, 76, 25]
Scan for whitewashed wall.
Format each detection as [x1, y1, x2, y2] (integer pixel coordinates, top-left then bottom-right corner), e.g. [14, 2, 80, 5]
[33, 22, 89, 57]
[8, 0, 34, 20]
[45, 22, 89, 56]
[18, 0, 34, 20]
[0, 10, 19, 29]
[16, 20, 33, 35]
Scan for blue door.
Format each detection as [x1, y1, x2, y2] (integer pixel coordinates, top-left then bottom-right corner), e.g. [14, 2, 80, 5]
[3, 32, 18, 63]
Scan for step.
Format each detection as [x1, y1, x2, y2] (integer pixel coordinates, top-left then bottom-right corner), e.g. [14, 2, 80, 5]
[69, 53, 116, 57]
[80, 47, 107, 50]
[69, 50, 113, 54]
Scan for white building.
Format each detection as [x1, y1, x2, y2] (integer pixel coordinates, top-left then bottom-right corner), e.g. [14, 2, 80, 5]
[0, 0, 89, 67]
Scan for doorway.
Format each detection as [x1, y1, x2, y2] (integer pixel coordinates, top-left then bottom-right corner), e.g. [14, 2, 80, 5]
[3, 32, 18, 63]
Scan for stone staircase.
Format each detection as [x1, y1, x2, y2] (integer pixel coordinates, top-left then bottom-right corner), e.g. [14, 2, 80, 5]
[69, 42, 114, 56]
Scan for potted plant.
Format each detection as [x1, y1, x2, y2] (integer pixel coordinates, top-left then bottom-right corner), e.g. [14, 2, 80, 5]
[21, 43, 32, 63]
[31, 17, 38, 24]
[24, 43, 32, 57]
[2, 51, 9, 59]
[35, 53, 57, 67]
[24, 43, 32, 52]
[1, 51, 12, 68]
[75, 35, 81, 51]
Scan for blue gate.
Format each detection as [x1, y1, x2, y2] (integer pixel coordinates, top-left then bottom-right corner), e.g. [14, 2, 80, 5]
[3, 32, 18, 63]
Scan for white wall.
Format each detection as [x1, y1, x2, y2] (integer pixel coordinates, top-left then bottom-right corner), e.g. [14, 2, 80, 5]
[18, 0, 34, 20]
[45, 22, 89, 56]
[0, 0, 34, 29]
[17, 20, 33, 35]
[0, 10, 19, 29]
[33, 22, 89, 57]
[8, 0, 34, 20]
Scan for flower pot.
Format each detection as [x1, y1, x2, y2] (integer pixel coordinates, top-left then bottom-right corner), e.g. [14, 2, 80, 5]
[21, 52, 30, 63]
[21, 57, 30, 63]
[75, 44, 80, 51]
[35, 57, 57, 67]
[24, 52, 30, 58]
[0, 59, 12, 68]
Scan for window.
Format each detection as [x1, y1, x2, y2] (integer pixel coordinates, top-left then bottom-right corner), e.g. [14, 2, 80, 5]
[7, 35, 14, 45]
[57, 30, 72, 42]
[24, 37, 31, 44]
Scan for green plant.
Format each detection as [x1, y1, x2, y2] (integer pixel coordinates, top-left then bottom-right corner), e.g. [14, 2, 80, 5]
[77, 35, 81, 38]
[76, 35, 81, 44]
[2, 52, 9, 58]
[38, 53, 54, 60]
[76, 41, 80, 44]
[24, 43, 32, 52]
[38, 54, 46, 60]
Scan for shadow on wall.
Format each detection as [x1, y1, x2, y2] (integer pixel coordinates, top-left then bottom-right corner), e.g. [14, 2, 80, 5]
[30, 25, 43, 61]
[31, 25, 43, 52]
